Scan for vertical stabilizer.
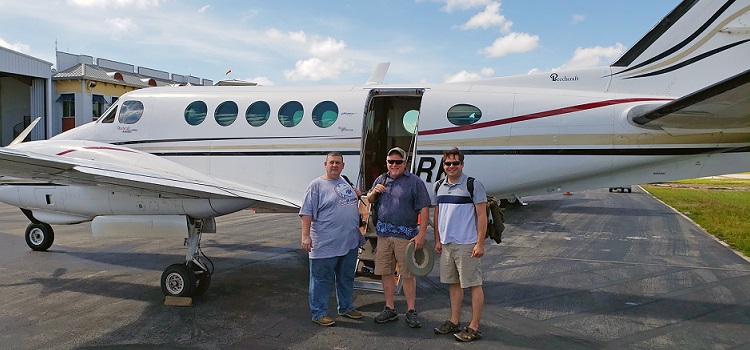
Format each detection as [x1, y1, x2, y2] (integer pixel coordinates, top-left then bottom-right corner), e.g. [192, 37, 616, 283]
[609, 0, 750, 96]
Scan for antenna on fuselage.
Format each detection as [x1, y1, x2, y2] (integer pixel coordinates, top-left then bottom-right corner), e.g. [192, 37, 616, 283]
[365, 62, 390, 85]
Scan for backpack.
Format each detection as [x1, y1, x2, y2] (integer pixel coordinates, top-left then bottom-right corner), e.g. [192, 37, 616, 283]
[434, 177, 504, 244]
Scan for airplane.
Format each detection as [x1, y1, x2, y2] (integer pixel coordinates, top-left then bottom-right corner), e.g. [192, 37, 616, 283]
[1, 0, 749, 298]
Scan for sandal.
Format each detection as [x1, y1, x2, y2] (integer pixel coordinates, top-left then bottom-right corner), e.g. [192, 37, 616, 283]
[454, 327, 482, 342]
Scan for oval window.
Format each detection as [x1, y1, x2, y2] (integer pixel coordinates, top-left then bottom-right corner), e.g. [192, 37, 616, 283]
[312, 101, 338, 128]
[118, 101, 144, 124]
[278, 101, 304, 127]
[215, 101, 238, 126]
[447, 104, 482, 126]
[185, 101, 208, 126]
[402, 110, 419, 134]
[246, 101, 270, 127]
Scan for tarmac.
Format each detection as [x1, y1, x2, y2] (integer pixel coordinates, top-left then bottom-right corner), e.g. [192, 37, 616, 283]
[0, 186, 749, 349]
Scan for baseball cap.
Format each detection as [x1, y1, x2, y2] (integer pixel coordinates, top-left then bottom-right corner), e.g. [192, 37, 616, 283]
[388, 147, 406, 159]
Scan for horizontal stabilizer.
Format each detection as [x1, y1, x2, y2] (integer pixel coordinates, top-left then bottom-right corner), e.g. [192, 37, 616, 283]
[632, 68, 750, 130]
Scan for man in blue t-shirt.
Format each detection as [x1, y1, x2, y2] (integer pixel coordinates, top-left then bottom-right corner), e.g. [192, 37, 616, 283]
[431, 147, 487, 342]
[366, 147, 431, 328]
[300, 152, 364, 326]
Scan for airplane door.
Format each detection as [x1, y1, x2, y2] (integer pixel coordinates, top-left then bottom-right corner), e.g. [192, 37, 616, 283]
[359, 88, 424, 189]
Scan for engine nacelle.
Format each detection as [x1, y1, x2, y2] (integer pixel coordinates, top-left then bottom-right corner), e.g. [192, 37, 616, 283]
[0, 185, 253, 223]
[92, 215, 189, 238]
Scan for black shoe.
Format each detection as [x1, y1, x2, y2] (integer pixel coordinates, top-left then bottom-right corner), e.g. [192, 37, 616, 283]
[434, 320, 460, 334]
[405, 309, 422, 328]
[374, 307, 398, 323]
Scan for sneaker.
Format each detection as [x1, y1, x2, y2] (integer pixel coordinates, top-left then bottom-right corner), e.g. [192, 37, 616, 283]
[374, 307, 398, 323]
[434, 320, 460, 334]
[454, 327, 482, 342]
[405, 309, 422, 328]
[313, 315, 336, 326]
[338, 308, 363, 319]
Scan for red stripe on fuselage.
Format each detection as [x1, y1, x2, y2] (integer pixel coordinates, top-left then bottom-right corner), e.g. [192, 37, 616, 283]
[419, 98, 672, 136]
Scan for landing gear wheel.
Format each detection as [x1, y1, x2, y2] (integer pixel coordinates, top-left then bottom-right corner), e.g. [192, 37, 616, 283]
[25, 223, 54, 251]
[161, 263, 197, 297]
[190, 262, 211, 296]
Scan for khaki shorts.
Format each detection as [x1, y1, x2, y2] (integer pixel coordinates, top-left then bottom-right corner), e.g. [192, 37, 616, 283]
[440, 243, 482, 288]
[374, 236, 415, 279]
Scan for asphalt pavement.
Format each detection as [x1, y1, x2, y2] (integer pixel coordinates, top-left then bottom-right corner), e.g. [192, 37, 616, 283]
[0, 186, 749, 349]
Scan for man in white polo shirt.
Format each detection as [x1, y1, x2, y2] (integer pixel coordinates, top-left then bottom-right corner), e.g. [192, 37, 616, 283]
[431, 147, 487, 342]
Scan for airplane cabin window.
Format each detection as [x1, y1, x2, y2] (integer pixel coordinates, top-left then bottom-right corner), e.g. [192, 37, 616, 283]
[185, 101, 208, 126]
[447, 104, 482, 126]
[118, 101, 144, 124]
[403, 109, 419, 134]
[278, 101, 304, 127]
[100, 105, 118, 124]
[312, 101, 338, 128]
[215, 101, 238, 126]
[246, 101, 270, 127]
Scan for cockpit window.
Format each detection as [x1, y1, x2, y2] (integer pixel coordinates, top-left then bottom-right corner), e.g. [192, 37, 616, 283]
[118, 101, 144, 124]
[312, 101, 338, 128]
[278, 101, 303, 127]
[246, 101, 270, 127]
[215, 101, 238, 126]
[185, 101, 208, 126]
[447, 104, 482, 126]
[100, 105, 118, 124]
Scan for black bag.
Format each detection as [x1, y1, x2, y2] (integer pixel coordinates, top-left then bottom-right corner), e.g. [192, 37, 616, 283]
[434, 177, 504, 243]
[369, 172, 388, 226]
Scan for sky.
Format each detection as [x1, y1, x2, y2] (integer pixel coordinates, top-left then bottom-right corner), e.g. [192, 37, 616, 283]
[0, 0, 682, 86]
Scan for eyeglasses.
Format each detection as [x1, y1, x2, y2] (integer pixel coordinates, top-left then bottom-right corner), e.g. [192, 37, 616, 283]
[387, 159, 404, 165]
[443, 161, 462, 167]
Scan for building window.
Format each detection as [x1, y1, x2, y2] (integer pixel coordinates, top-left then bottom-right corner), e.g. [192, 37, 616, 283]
[312, 101, 338, 128]
[57, 94, 75, 118]
[246, 101, 270, 127]
[447, 104, 482, 126]
[92, 95, 107, 120]
[278, 101, 303, 127]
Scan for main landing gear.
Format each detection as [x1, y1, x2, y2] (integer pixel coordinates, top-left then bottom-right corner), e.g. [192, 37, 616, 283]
[25, 222, 55, 251]
[160, 218, 213, 298]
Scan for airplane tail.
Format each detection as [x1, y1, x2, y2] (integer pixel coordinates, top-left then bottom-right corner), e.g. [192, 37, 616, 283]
[608, 0, 750, 97]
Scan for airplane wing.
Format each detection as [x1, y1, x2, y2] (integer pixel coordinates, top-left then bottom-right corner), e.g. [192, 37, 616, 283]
[632, 69, 750, 131]
[0, 141, 300, 209]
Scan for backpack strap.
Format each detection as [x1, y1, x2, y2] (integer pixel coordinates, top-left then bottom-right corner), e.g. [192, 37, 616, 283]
[341, 174, 364, 205]
[467, 177, 475, 201]
[433, 178, 445, 196]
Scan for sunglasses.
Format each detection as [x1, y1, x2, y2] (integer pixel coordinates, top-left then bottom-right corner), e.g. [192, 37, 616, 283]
[387, 159, 405, 165]
[443, 161, 462, 167]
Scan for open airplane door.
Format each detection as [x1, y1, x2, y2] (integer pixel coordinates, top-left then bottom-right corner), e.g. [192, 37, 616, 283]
[359, 88, 424, 188]
[355, 88, 424, 292]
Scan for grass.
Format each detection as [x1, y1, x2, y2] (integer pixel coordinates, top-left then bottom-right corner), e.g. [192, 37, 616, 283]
[642, 177, 750, 257]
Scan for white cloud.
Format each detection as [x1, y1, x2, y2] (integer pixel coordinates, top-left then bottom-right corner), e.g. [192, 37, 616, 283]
[440, 0, 495, 12]
[284, 57, 350, 81]
[557, 43, 626, 70]
[105, 18, 137, 39]
[0, 38, 31, 53]
[66, 0, 163, 9]
[198, 5, 210, 14]
[572, 14, 585, 24]
[479, 32, 539, 57]
[250, 76, 275, 86]
[308, 37, 346, 57]
[443, 67, 494, 83]
[460, 2, 511, 32]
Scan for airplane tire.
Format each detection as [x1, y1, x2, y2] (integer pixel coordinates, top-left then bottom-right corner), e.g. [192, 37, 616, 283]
[25, 223, 54, 251]
[190, 262, 211, 296]
[161, 263, 197, 297]
[193, 272, 211, 296]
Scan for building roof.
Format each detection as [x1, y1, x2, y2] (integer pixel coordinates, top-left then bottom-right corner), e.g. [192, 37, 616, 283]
[52, 63, 189, 88]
